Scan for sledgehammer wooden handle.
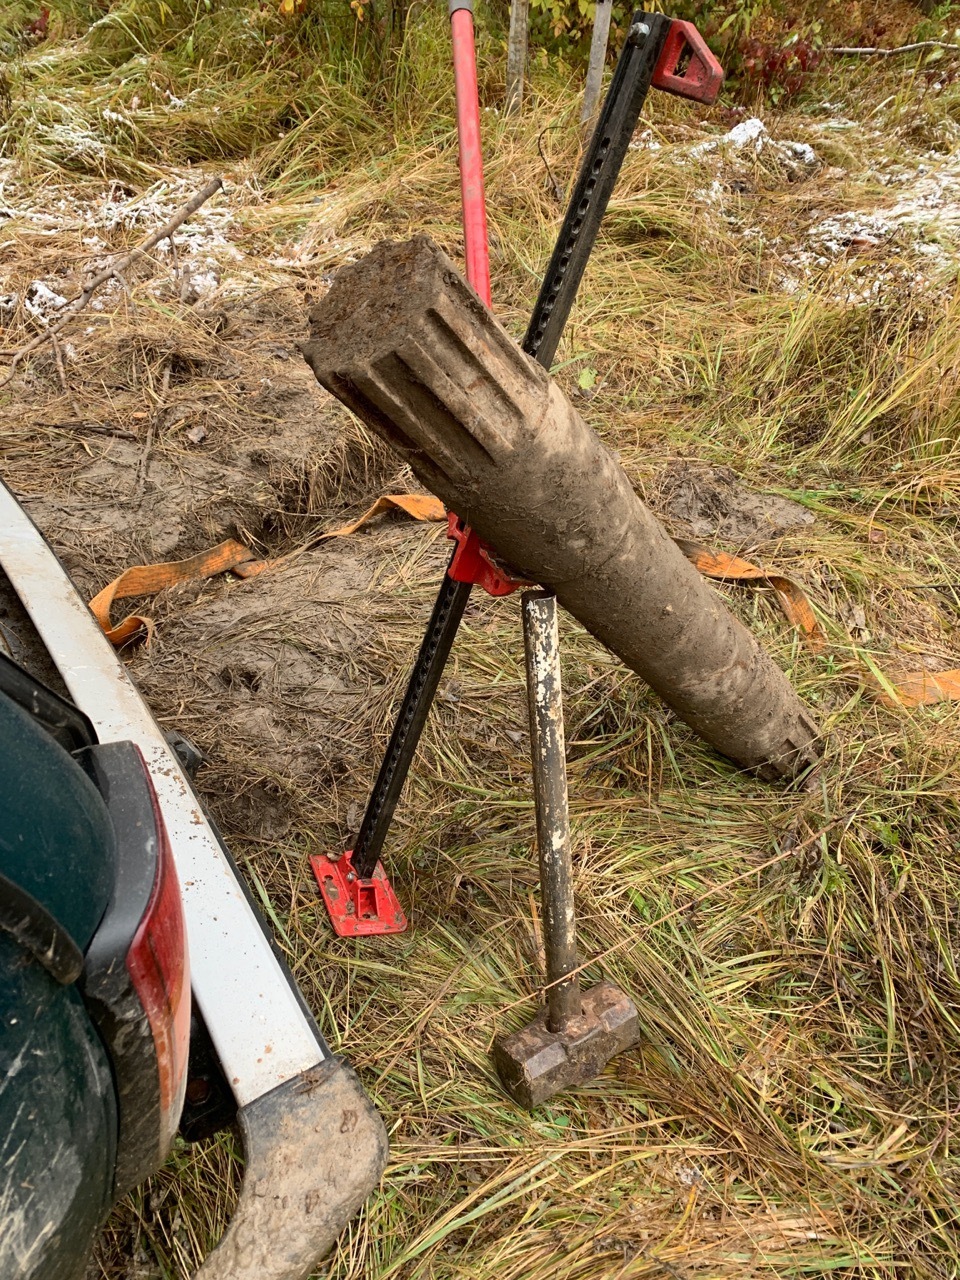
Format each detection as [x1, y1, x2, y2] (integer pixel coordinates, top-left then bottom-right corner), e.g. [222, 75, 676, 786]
[303, 235, 822, 781]
[522, 590, 581, 1033]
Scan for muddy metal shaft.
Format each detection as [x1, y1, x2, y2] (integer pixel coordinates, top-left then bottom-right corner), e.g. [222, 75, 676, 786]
[522, 591, 581, 1032]
[303, 235, 821, 780]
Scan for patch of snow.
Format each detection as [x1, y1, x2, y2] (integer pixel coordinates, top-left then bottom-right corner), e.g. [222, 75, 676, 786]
[808, 211, 896, 256]
[24, 281, 68, 323]
[88, 279, 122, 311]
[773, 140, 960, 302]
[697, 178, 725, 206]
[690, 116, 768, 159]
[46, 123, 107, 163]
[181, 260, 221, 300]
[628, 128, 662, 153]
[725, 117, 769, 152]
[785, 140, 817, 167]
[799, 158, 960, 267]
[686, 118, 819, 217]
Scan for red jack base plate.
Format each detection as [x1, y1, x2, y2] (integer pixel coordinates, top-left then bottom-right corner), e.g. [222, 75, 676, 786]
[310, 850, 408, 937]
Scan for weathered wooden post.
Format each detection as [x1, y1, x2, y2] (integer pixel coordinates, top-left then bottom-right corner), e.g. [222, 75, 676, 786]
[581, 0, 613, 124]
[505, 0, 530, 113]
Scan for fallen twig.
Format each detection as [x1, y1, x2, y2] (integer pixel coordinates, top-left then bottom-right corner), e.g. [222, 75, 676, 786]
[536, 125, 565, 203]
[136, 362, 171, 503]
[827, 39, 960, 56]
[168, 233, 182, 295]
[0, 176, 223, 389]
[47, 421, 138, 440]
[49, 332, 83, 422]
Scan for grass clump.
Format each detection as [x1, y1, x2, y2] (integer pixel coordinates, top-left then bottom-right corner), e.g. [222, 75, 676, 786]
[0, 0, 491, 184]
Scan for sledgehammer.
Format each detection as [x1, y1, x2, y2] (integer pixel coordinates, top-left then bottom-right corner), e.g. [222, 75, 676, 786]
[493, 591, 638, 1109]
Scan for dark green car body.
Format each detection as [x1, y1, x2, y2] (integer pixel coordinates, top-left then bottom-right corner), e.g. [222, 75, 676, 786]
[0, 691, 119, 1279]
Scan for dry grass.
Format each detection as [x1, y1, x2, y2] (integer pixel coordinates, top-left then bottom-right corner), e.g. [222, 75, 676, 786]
[4, 1, 960, 1276]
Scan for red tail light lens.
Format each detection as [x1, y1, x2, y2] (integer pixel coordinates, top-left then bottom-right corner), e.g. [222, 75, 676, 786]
[125, 753, 190, 1149]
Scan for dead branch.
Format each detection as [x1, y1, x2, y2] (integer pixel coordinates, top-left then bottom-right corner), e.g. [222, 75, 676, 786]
[47, 421, 138, 440]
[0, 176, 223, 389]
[135, 361, 171, 504]
[49, 332, 83, 422]
[827, 39, 960, 56]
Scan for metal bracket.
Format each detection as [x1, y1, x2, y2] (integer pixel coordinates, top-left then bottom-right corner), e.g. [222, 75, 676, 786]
[446, 514, 530, 597]
[652, 19, 724, 104]
[311, 850, 407, 937]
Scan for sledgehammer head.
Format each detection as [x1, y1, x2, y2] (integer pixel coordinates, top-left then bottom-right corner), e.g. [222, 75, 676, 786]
[493, 982, 639, 1110]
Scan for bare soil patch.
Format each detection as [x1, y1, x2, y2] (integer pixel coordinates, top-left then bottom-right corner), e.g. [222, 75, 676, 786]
[656, 461, 816, 547]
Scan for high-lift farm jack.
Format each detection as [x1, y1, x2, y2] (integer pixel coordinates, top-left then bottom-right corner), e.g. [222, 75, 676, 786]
[311, 10, 723, 1104]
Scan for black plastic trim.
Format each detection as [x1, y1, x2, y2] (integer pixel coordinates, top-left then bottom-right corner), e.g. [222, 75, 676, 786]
[0, 868, 84, 983]
[179, 1007, 238, 1143]
[0, 650, 96, 753]
[79, 741, 165, 1198]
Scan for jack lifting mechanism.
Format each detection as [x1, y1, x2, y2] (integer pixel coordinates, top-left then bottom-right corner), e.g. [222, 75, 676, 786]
[310, 10, 725, 1103]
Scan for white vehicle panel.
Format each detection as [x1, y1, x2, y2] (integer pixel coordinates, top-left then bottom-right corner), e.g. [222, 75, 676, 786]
[0, 480, 325, 1107]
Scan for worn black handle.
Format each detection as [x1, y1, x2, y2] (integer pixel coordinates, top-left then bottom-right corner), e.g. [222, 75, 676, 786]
[522, 11, 669, 367]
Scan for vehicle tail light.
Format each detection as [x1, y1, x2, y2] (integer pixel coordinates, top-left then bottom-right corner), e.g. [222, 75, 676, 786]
[125, 751, 190, 1149]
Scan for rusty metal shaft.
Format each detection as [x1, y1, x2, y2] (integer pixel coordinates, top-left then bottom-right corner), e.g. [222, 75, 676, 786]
[522, 590, 581, 1032]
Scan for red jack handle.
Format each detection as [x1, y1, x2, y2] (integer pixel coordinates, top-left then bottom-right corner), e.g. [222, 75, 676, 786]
[313, 0, 502, 939]
[449, 0, 523, 596]
[450, 0, 491, 307]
